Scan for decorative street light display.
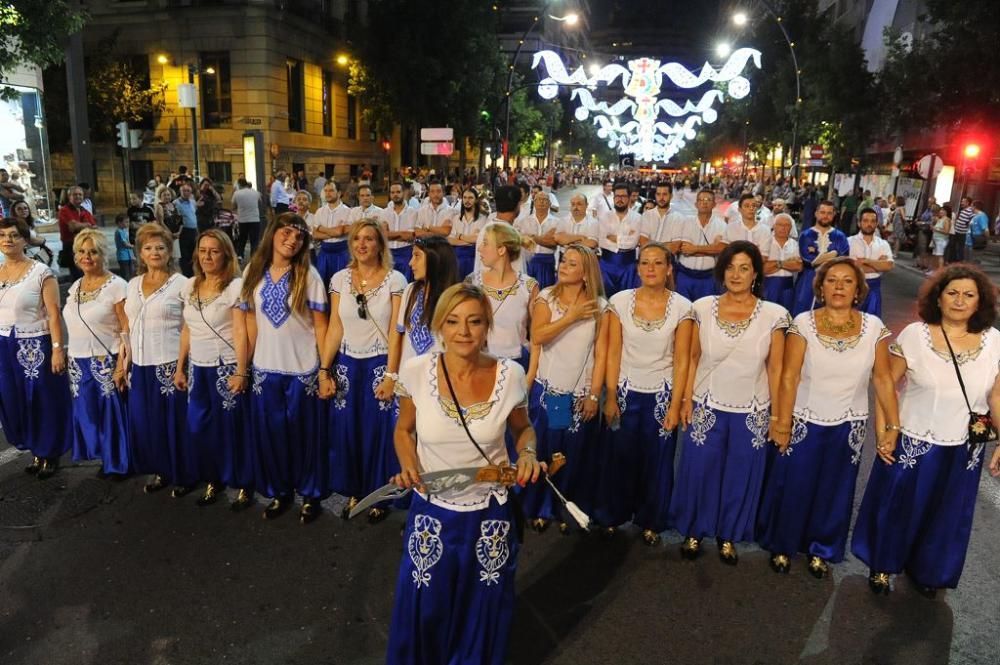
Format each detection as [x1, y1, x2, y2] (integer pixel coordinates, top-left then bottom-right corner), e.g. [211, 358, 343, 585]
[531, 47, 762, 163]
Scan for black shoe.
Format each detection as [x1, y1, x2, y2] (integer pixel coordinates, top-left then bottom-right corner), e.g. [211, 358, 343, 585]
[717, 539, 738, 565]
[143, 475, 167, 494]
[641, 529, 661, 546]
[807, 555, 829, 579]
[868, 571, 891, 595]
[37, 458, 58, 480]
[769, 553, 791, 574]
[170, 485, 194, 499]
[196, 483, 223, 507]
[230, 489, 253, 512]
[263, 496, 292, 520]
[913, 582, 938, 599]
[95, 467, 109, 480]
[300, 499, 322, 525]
[530, 518, 549, 533]
[367, 506, 389, 525]
[24, 456, 42, 474]
[680, 536, 702, 560]
[340, 496, 358, 520]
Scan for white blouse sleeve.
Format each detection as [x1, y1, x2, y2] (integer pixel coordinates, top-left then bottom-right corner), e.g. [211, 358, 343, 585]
[306, 268, 329, 312]
[389, 271, 408, 296]
[397, 283, 414, 333]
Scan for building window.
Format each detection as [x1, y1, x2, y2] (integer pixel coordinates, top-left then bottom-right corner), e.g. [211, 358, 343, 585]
[207, 161, 232, 186]
[130, 160, 154, 192]
[322, 70, 333, 137]
[287, 58, 304, 133]
[347, 93, 357, 140]
[324, 163, 335, 178]
[199, 52, 231, 129]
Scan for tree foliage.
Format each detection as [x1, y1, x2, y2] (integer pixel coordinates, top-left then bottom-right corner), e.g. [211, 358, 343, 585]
[88, 58, 166, 134]
[0, 1, 86, 98]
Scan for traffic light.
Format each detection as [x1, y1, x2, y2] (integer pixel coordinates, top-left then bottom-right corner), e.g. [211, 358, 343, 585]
[116, 121, 129, 148]
[381, 140, 391, 152]
[964, 143, 981, 159]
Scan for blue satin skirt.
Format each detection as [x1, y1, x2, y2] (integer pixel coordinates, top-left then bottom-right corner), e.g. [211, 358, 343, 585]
[128, 362, 192, 484]
[316, 242, 350, 289]
[674, 263, 720, 302]
[250, 369, 327, 499]
[0, 334, 72, 460]
[391, 246, 414, 281]
[763, 276, 796, 313]
[328, 353, 399, 500]
[851, 436, 986, 589]
[858, 277, 882, 317]
[597, 384, 676, 532]
[454, 245, 477, 281]
[756, 419, 866, 561]
[669, 401, 770, 542]
[187, 363, 254, 488]
[599, 250, 639, 297]
[526, 253, 556, 290]
[387, 494, 518, 665]
[520, 381, 602, 523]
[792, 267, 817, 315]
[69, 354, 130, 474]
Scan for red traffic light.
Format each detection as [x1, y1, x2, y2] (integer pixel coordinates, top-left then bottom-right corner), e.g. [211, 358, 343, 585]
[964, 143, 981, 159]
[381, 140, 391, 152]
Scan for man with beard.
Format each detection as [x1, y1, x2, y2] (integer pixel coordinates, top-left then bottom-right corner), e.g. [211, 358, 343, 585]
[638, 182, 684, 246]
[380, 181, 417, 279]
[793, 200, 850, 314]
[348, 183, 382, 223]
[663, 188, 728, 301]
[310, 180, 353, 285]
[414, 180, 456, 238]
[598, 182, 643, 296]
[847, 207, 894, 316]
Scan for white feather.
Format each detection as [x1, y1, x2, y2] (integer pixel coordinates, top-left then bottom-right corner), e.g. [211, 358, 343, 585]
[564, 501, 591, 530]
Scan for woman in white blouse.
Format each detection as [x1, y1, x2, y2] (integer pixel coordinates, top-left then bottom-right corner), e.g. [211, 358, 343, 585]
[0, 217, 71, 479]
[123, 224, 190, 495]
[670, 240, 789, 564]
[241, 213, 330, 523]
[523, 244, 610, 533]
[320, 220, 407, 522]
[758, 257, 899, 578]
[600, 243, 693, 544]
[64, 229, 130, 477]
[853, 265, 1000, 596]
[448, 188, 485, 280]
[387, 283, 541, 665]
[173, 230, 252, 509]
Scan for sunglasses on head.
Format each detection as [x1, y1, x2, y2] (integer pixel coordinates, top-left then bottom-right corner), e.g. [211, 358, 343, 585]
[356, 293, 368, 320]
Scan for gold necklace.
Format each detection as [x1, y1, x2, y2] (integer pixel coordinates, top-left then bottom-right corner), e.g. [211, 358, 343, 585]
[81, 272, 110, 292]
[357, 266, 379, 290]
[821, 311, 856, 335]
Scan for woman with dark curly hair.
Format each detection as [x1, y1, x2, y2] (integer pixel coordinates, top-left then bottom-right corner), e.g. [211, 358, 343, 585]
[852, 264, 1000, 597]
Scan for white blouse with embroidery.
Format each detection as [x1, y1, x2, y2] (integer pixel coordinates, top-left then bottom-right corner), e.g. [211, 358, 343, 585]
[396, 352, 527, 511]
[535, 287, 608, 396]
[609, 289, 693, 393]
[790, 311, 891, 424]
[0, 262, 54, 338]
[243, 266, 328, 375]
[64, 275, 127, 357]
[468, 271, 536, 360]
[125, 273, 185, 366]
[181, 277, 243, 367]
[330, 268, 406, 358]
[396, 282, 443, 365]
[690, 296, 790, 412]
[891, 322, 1000, 446]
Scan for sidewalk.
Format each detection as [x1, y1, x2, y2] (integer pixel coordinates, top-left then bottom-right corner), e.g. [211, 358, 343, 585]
[892, 239, 1000, 284]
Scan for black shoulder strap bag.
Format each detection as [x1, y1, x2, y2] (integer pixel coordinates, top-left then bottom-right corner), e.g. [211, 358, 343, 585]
[941, 327, 997, 456]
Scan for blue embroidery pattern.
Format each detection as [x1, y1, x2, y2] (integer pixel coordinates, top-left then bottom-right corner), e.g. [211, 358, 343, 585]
[476, 520, 511, 586]
[260, 270, 292, 328]
[252, 368, 266, 395]
[215, 364, 237, 411]
[783, 418, 809, 454]
[967, 442, 985, 471]
[16, 338, 43, 380]
[298, 373, 319, 398]
[408, 514, 444, 588]
[371, 365, 393, 412]
[745, 408, 770, 449]
[408, 287, 435, 355]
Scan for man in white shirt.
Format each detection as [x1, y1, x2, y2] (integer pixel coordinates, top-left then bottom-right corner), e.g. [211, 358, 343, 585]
[588, 179, 615, 218]
[598, 182, 643, 296]
[725, 193, 773, 254]
[270, 170, 290, 214]
[313, 172, 327, 201]
[762, 213, 802, 311]
[554, 193, 599, 263]
[755, 194, 773, 227]
[848, 206, 894, 317]
[638, 182, 684, 245]
[348, 183, 383, 223]
[515, 190, 561, 288]
[310, 180, 352, 286]
[666, 188, 729, 301]
[415, 181, 456, 238]
[380, 181, 417, 279]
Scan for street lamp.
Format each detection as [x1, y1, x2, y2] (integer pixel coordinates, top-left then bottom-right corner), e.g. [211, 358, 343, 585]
[588, 62, 601, 76]
[715, 42, 732, 59]
[733, 11, 748, 27]
[549, 12, 579, 25]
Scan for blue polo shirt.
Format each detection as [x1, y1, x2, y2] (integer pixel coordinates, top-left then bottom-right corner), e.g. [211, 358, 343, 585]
[175, 197, 198, 230]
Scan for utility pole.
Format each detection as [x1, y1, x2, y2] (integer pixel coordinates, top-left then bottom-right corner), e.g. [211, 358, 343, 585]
[65, 4, 93, 190]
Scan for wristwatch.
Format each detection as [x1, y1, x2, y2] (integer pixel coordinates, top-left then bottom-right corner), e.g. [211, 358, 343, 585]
[51, 342, 63, 350]
[587, 394, 599, 402]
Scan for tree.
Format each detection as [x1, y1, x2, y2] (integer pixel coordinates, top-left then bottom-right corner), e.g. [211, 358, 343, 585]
[88, 58, 166, 137]
[0, 0, 86, 99]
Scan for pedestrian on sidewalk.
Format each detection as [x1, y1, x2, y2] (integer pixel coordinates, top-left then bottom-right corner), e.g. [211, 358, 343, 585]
[967, 200, 989, 264]
[114, 214, 135, 281]
[947, 196, 974, 264]
[931, 205, 952, 272]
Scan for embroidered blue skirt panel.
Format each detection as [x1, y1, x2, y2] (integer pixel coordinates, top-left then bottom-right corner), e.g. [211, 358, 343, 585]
[851, 436, 985, 589]
[674, 263, 720, 302]
[250, 370, 327, 499]
[596, 385, 676, 532]
[0, 334, 72, 460]
[328, 354, 399, 500]
[316, 242, 350, 289]
[599, 250, 639, 298]
[453, 245, 477, 282]
[69, 354, 130, 474]
[858, 277, 882, 317]
[187, 363, 254, 488]
[792, 267, 817, 315]
[763, 276, 796, 313]
[127, 362, 192, 484]
[391, 246, 414, 281]
[756, 419, 866, 562]
[525, 253, 556, 290]
[387, 495, 518, 665]
[520, 382, 602, 522]
[669, 402, 770, 542]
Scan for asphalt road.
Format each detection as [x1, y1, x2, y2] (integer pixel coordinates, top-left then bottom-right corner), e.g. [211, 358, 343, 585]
[1, 185, 998, 665]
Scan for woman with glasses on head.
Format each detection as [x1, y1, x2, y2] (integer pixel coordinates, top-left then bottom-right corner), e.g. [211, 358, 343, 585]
[522, 244, 610, 533]
[173, 229, 254, 510]
[320, 219, 407, 523]
[0, 217, 71, 479]
[123, 223, 192, 495]
[670, 240, 789, 565]
[64, 228, 130, 478]
[241, 214, 330, 523]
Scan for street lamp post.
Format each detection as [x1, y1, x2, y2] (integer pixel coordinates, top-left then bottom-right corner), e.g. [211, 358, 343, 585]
[188, 65, 201, 180]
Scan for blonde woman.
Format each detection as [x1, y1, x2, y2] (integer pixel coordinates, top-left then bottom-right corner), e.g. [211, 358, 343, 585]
[64, 228, 130, 476]
[123, 223, 190, 494]
[174, 230, 253, 509]
[319, 219, 407, 523]
[240, 214, 329, 522]
[153, 187, 182, 260]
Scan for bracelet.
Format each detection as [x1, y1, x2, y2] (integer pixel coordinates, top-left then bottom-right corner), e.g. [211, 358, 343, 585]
[318, 367, 332, 374]
[385, 371, 399, 381]
[883, 424, 901, 432]
[52, 342, 63, 350]
[769, 415, 779, 422]
[774, 428, 791, 435]
[587, 394, 599, 403]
